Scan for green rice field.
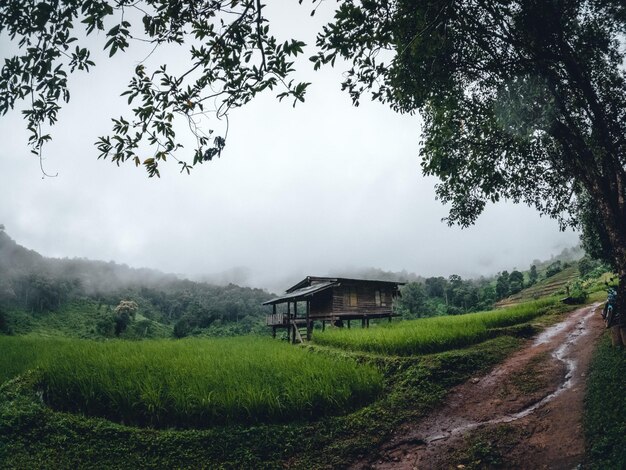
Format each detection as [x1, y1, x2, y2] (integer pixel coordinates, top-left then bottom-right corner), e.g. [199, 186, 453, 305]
[313, 297, 561, 355]
[0, 297, 564, 428]
[0, 336, 383, 427]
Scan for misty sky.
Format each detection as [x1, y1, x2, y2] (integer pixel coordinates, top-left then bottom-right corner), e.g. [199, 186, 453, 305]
[0, 2, 579, 292]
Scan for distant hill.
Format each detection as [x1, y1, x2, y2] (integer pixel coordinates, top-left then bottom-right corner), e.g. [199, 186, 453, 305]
[0, 229, 273, 338]
[0, 229, 180, 295]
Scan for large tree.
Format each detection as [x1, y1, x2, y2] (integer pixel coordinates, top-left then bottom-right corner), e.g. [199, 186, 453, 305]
[2, 1, 626, 306]
[311, 0, 626, 306]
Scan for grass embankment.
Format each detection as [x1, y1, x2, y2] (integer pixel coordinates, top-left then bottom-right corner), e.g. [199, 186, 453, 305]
[0, 336, 382, 427]
[313, 297, 560, 355]
[0, 336, 67, 383]
[584, 334, 626, 468]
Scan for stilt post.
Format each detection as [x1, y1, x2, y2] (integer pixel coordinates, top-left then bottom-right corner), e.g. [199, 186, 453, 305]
[306, 300, 311, 341]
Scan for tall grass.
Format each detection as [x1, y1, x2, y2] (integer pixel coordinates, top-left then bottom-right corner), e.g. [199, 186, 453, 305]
[314, 297, 561, 355]
[0, 336, 69, 383]
[0, 336, 382, 427]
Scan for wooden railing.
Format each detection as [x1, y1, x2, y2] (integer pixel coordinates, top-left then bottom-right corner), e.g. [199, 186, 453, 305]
[266, 313, 288, 326]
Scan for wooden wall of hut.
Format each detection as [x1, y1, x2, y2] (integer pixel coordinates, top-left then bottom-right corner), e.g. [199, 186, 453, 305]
[325, 283, 394, 317]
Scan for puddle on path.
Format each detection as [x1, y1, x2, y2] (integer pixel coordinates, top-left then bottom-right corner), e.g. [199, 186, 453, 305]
[423, 303, 600, 444]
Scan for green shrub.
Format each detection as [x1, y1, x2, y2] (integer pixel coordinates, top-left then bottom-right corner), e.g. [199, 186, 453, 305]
[567, 281, 589, 303]
[173, 318, 190, 338]
[545, 261, 563, 278]
[0, 308, 11, 335]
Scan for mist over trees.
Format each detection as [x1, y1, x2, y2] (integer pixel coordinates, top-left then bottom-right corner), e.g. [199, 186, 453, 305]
[1, 225, 592, 333]
[0, 228, 272, 336]
[2, 1, 624, 309]
[0, 1, 624, 343]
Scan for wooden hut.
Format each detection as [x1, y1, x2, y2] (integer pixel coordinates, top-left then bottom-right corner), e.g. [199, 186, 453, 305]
[263, 276, 404, 343]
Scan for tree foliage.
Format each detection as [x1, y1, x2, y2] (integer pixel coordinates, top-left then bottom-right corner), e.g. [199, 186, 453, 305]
[311, 0, 626, 301]
[0, 0, 309, 176]
[397, 274, 496, 318]
[545, 260, 564, 278]
[508, 270, 525, 295]
[113, 299, 138, 335]
[395, 282, 426, 317]
[528, 264, 538, 285]
[496, 270, 510, 299]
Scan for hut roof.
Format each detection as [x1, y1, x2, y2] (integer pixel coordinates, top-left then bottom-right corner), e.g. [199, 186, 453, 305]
[263, 276, 404, 305]
[262, 281, 336, 305]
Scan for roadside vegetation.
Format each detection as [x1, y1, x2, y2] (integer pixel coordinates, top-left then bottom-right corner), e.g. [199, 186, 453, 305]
[584, 334, 626, 469]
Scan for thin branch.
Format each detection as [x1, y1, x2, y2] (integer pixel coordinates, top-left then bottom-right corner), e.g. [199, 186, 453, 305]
[255, 0, 266, 71]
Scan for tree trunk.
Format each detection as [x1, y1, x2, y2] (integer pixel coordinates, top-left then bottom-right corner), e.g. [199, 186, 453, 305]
[610, 324, 623, 347]
[616, 264, 626, 337]
[599, 198, 626, 335]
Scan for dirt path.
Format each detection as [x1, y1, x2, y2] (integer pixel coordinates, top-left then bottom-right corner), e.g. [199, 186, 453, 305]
[355, 302, 604, 470]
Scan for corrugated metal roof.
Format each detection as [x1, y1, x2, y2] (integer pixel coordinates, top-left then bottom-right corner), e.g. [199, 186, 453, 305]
[262, 281, 336, 305]
[286, 276, 405, 293]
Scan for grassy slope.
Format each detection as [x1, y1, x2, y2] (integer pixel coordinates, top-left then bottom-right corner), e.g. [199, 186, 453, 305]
[496, 266, 580, 307]
[313, 297, 561, 355]
[0, 299, 587, 469]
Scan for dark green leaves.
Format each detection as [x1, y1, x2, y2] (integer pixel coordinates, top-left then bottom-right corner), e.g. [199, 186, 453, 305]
[103, 21, 131, 57]
[315, 0, 626, 241]
[2, 0, 310, 176]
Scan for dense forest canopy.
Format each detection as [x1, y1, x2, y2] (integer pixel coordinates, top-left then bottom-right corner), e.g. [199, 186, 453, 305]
[0, 228, 273, 337]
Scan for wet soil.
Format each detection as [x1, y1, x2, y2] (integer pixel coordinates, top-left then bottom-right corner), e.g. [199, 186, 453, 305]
[354, 303, 604, 470]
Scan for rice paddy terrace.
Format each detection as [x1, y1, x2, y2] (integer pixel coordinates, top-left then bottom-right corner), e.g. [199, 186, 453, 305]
[0, 336, 382, 427]
[496, 266, 580, 307]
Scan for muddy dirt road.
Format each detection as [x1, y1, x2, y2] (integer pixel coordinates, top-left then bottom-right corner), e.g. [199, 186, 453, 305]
[356, 302, 604, 469]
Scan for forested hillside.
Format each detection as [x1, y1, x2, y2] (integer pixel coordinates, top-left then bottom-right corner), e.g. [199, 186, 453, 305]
[393, 247, 605, 318]
[0, 229, 273, 338]
[1, 227, 602, 338]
